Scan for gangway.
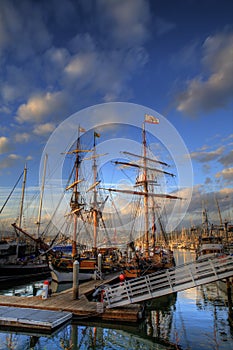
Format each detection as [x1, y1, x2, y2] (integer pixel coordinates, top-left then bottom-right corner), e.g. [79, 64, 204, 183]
[104, 255, 233, 308]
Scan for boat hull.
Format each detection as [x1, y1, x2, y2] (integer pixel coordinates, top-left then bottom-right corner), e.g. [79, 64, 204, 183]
[49, 262, 95, 283]
[0, 263, 50, 283]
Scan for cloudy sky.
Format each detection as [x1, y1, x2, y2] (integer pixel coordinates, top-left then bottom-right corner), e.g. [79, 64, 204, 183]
[0, 0, 232, 230]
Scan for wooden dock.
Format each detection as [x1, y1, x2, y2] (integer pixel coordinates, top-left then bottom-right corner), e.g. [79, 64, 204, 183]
[0, 306, 72, 332]
[0, 273, 143, 332]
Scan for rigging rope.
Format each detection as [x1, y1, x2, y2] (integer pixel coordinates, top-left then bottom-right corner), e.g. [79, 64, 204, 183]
[0, 170, 24, 215]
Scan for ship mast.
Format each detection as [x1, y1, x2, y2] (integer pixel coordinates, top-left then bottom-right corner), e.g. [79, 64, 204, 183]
[68, 127, 88, 258]
[142, 122, 150, 258]
[71, 129, 81, 258]
[93, 133, 98, 249]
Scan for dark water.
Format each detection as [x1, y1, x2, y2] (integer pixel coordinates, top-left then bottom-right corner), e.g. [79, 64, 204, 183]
[0, 250, 232, 350]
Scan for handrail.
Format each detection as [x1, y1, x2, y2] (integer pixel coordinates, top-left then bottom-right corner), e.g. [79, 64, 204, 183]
[104, 255, 233, 308]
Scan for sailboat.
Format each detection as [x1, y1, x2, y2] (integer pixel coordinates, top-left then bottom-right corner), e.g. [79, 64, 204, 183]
[49, 129, 121, 283]
[195, 207, 225, 261]
[102, 114, 181, 278]
[0, 164, 50, 284]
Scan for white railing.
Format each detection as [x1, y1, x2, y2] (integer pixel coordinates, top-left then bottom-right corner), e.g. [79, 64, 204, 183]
[104, 255, 233, 308]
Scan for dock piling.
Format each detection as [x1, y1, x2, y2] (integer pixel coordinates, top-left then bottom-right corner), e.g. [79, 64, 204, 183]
[73, 260, 79, 300]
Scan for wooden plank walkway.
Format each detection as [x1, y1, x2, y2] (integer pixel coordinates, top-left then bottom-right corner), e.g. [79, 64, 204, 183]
[104, 255, 233, 308]
[0, 306, 71, 331]
[0, 272, 142, 328]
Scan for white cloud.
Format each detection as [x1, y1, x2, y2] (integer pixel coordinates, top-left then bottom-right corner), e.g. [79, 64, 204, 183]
[97, 0, 150, 47]
[65, 52, 97, 77]
[33, 123, 56, 136]
[215, 167, 233, 181]
[8, 154, 20, 160]
[45, 47, 70, 68]
[63, 44, 148, 103]
[177, 31, 233, 116]
[0, 0, 151, 127]
[15, 92, 65, 124]
[0, 153, 21, 170]
[14, 132, 30, 143]
[0, 136, 11, 154]
[190, 146, 225, 162]
[218, 187, 233, 198]
[218, 149, 233, 167]
[0, 0, 51, 59]
[182, 185, 233, 226]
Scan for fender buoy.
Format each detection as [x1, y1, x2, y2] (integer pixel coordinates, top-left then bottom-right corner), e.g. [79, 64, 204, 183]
[42, 280, 49, 299]
[119, 273, 126, 282]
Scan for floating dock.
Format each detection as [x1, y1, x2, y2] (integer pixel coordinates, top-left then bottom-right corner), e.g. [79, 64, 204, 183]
[0, 306, 71, 332]
[0, 273, 143, 332]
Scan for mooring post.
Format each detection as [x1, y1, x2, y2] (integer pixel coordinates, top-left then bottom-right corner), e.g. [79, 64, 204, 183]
[98, 253, 102, 277]
[73, 260, 79, 300]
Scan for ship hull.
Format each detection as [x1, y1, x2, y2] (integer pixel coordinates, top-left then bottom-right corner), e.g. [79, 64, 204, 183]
[0, 263, 50, 283]
[49, 262, 95, 283]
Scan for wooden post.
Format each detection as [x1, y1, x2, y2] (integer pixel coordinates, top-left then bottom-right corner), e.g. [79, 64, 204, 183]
[226, 278, 233, 324]
[71, 323, 78, 350]
[98, 253, 102, 273]
[73, 260, 79, 300]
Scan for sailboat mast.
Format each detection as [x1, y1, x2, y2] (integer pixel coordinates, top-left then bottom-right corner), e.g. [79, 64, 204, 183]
[142, 123, 149, 258]
[36, 154, 47, 238]
[19, 164, 27, 228]
[93, 134, 98, 249]
[16, 164, 27, 259]
[215, 196, 223, 226]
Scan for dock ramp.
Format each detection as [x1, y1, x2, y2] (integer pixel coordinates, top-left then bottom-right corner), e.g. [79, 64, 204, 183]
[104, 255, 233, 308]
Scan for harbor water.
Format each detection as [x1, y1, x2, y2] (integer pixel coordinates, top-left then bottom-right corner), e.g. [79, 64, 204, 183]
[0, 249, 232, 350]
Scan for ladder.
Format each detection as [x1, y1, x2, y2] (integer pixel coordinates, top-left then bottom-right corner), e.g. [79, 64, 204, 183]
[104, 255, 233, 308]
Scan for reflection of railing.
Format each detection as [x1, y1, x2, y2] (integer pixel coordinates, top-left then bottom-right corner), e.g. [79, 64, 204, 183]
[104, 255, 233, 308]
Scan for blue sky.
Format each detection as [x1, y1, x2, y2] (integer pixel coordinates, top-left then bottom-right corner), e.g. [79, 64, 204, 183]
[0, 0, 232, 231]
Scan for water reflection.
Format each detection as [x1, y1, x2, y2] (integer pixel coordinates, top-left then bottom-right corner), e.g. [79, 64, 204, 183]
[0, 249, 232, 349]
[0, 323, 173, 350]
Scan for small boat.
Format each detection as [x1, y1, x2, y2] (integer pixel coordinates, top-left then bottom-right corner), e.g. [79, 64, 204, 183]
[196, 208, 226, 261]
[196, 235, 225, 261]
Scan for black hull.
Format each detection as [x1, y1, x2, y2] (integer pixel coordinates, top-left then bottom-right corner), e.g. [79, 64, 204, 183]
[0, 263, 51, 284]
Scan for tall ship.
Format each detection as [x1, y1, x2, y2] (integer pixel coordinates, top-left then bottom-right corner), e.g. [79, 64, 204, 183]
[48, 128, 121, 283]
[49, 115, 184, 281]
[102, 114, 182, 278]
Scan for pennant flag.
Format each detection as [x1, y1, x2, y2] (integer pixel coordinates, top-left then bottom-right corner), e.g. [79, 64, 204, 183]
[94, 132, 100, 138]
[144, 114, 159, 124]
[79, 127, 86, 132]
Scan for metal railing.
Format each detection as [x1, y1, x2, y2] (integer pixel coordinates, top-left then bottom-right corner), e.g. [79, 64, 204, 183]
[104, 255, 233, 308]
